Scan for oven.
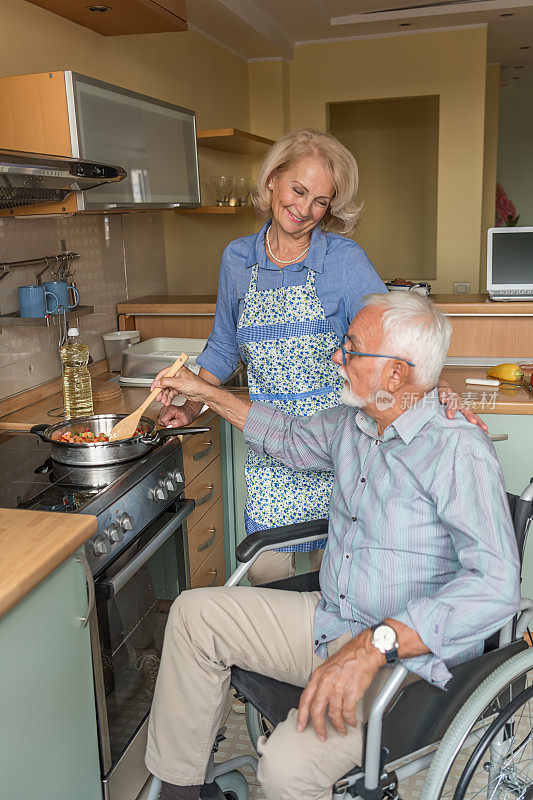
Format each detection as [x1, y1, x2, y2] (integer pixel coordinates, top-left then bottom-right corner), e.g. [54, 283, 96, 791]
[90, 497, 194, 800]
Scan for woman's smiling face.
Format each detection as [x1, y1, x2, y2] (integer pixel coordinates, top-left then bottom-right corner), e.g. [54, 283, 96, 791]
[269, 157, 335, 239]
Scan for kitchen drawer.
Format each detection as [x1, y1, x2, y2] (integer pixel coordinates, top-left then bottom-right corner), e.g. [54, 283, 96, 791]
[183, 418, 220, 484]
[185, 456, 222, 530]
[187, 498, 224, 576]
[190, 539, 225, 589]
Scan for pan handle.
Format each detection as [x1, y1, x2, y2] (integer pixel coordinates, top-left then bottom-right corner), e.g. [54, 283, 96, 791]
[30, 423, 50, 442]
[140, 426, 211, 445]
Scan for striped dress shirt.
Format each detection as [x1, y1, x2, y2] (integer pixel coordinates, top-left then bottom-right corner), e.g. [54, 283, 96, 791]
[243, 389, 521, 687]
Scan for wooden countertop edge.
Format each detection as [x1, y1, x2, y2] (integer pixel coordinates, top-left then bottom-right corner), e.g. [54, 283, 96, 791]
[0, 510, 98, 619]
[118, 303, 217, 315]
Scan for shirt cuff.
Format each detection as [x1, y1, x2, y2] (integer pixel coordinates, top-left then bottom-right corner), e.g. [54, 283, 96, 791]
[243, 401, 279, 456]
[392, 599, 453, 688]
[196, 350, 237, 384]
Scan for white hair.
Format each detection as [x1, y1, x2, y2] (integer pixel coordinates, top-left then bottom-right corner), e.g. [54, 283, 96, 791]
[362, 292, 452, 388]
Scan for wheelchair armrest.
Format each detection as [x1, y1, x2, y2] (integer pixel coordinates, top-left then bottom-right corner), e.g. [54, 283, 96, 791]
[236, 519, 329, 563]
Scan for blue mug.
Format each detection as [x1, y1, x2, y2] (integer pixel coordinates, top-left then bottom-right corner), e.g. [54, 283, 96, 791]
[43, 280, 80, 314]
[18, 284, 59, 318]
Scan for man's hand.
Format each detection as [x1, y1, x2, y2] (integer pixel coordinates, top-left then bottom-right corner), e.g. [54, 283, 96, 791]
[437, 378, 489, 433]
[158, 402, 201, 429]
[297, 630, 384, 742]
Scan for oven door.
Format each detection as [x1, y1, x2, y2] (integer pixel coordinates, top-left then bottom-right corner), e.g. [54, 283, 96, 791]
[91, 498, 193, 800]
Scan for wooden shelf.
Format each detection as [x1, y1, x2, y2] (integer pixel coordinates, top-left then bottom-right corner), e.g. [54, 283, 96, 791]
[176, 205, 253, 215]
[197, 129, 274, 155]
[0, 305, 94, 327]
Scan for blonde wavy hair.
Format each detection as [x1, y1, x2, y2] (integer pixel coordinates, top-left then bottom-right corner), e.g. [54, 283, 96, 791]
[251, 128, 363, 235]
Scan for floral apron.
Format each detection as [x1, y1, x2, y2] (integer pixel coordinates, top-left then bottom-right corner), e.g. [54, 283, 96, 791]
[236, 262, 344, 551]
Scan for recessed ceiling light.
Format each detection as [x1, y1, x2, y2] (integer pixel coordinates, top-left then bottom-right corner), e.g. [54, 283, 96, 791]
[500, 12, 514, 16]
[85, 4, 111, 11]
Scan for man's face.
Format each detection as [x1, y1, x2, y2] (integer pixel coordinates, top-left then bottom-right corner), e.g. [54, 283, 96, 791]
[333, 307, 386, 409]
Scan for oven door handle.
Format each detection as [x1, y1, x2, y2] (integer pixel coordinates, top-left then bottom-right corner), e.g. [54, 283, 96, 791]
[96, 500, 195, 598]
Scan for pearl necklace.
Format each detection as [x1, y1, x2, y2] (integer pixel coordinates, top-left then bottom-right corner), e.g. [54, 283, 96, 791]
[265, 225, 310, 265]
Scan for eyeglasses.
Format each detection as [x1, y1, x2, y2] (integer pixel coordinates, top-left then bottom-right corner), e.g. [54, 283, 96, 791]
[339, 334, 415, 367]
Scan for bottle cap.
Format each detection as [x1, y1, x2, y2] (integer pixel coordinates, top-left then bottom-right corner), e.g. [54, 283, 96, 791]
[68, 327, 79, 336]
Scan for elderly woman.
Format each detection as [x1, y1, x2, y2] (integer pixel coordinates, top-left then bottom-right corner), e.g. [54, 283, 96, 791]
[157, 128, 481, 586]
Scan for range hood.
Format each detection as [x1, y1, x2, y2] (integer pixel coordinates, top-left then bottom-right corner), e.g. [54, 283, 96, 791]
[0, 149, 127, 209]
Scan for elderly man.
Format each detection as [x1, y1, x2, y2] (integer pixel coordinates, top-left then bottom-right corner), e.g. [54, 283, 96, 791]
[146, 292, 520, 800]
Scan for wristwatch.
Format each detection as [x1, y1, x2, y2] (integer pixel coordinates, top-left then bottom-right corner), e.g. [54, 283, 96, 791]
[371, 623, 399, 664]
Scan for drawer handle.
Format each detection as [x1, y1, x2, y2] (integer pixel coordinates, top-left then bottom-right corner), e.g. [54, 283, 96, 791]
[196, 484, 215, 506]
[193, 440, 213, 461]
[207, 569, 218, 587]
[197, 529, 216, 552]
[489, 434, 509, 442]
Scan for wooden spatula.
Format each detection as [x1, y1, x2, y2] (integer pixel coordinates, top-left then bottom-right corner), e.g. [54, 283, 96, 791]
[108, 352, 189, 441]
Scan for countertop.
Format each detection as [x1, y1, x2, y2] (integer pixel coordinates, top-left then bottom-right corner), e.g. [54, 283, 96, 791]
[0, 368, 531, 432]
[117, 294, 533, 316]
[0, 509, 97, 619]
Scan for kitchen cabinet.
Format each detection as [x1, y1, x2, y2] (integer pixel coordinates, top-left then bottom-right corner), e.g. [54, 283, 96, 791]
[183, 413, 226, 586]
[0, 71, 200, 215]
[24, 0, 187, 35]
[0, 554, 101, 800]
[480, 413, 533, 603]
[117, 296, 217, 340]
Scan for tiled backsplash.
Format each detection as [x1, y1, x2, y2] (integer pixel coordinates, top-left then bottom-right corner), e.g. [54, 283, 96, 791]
[0, 212, 167, 401]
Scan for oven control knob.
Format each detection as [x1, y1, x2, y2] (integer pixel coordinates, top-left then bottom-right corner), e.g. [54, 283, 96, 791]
[150, 481, 167, 501]
[93, 534, 111, 556]
[105, 521, 123, 543]
[171, 469, 184, 484]
[164, 473, 177, 492]
[119, 513, 134, 532]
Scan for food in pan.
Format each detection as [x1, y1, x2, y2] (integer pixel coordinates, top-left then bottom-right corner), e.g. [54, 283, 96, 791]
[52, 427, 143, 444]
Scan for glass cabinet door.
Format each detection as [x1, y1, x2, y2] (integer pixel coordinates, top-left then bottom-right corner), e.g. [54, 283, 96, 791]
[67, 72, 201, 209]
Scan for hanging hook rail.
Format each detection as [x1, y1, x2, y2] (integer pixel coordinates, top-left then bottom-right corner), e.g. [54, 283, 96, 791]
[0, 251, 80, 283]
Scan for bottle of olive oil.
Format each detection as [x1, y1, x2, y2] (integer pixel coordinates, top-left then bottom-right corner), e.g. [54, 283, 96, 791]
[61, 327, 93, 419]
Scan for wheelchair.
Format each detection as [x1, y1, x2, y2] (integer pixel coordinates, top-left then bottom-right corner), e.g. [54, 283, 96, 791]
[148, 481, 533, 800]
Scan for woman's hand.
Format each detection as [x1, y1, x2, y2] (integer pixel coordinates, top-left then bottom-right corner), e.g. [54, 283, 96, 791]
[437, 378, 488, 433]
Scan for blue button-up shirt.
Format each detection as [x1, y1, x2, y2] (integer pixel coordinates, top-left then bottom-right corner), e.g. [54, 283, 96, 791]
[243, 390, 521, 687]
[196, 222, 386, 383]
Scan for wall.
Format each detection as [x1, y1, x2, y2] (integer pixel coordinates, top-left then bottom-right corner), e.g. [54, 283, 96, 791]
[479, 64, 500, 291]
[329, 96, 439, 282]
[497, 84, 533, 227]
[284, 27, 488, 293]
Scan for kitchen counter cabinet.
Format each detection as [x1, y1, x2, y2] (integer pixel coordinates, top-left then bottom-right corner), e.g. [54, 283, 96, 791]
[25, 0, 187, 35]
[0, 551, 101, 800]
[431, 294, 533, 358]
[117, 295, 217, 340]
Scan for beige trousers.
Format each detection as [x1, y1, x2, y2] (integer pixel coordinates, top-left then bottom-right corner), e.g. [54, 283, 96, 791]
[247, 548, 324, 586]
[146, 586, 395, 800]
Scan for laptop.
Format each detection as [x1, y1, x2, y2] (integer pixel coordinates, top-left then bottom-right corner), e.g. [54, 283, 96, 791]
[487, 227, 533, 301]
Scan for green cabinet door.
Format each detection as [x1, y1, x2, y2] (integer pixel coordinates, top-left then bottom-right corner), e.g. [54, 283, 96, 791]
[480, 413, 533, 601]
[0, 554, 101, 800]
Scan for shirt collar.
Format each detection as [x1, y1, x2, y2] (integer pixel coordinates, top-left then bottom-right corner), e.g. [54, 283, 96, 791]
[249, 221, 327, 273]
[354, 388, 441, 444]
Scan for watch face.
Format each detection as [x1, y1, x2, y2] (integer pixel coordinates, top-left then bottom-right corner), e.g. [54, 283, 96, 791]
[372, 624, 398, 652]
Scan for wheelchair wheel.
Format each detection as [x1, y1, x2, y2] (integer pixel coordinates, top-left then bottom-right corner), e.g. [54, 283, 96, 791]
[245, 703, 274, 754]
[215, 769, 249, 800]
[421, 647, 533, 800]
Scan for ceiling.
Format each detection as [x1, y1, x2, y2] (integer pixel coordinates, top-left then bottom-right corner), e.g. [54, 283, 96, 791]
[188, 0, 533, 85]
